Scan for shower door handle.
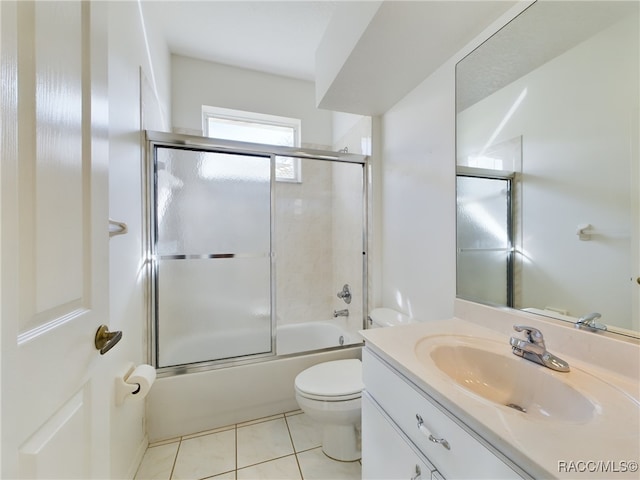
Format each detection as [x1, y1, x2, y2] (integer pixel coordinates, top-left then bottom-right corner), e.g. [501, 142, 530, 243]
[95, 325, 123, 355]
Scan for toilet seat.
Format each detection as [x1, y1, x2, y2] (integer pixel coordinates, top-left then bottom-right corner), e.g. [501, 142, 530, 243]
[294, 359, 363, 401]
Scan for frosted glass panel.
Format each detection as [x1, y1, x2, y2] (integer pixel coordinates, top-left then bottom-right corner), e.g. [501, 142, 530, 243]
[275, 158, 364, 345]
[157, 257, 272, 367]
[457, 250, 509, 305]
[457, 176, 509, 250]
[457, 175, 511, 305]
[154, 146, 272, 367]
[155, 147, 271, 256]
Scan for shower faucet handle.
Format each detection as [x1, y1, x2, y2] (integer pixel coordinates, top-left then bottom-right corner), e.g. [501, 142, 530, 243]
[337, 284, 352, 304]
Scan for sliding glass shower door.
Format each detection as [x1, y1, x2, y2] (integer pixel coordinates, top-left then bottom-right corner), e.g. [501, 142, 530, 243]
[153, 146, 273, 367]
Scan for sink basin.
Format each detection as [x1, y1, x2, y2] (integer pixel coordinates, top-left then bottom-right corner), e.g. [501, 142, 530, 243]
[416, 336, 596, 423]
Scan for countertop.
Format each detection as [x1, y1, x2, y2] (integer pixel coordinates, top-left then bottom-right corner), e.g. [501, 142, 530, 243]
[361, 318, 640, 479]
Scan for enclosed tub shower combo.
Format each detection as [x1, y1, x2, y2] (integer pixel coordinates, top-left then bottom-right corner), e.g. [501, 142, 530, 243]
[144, 132, 369, 440]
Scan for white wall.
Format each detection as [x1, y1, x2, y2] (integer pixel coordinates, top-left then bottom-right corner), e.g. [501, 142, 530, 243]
[457, 16, 638, 327]
[171, 55, 332, 148]
[379, 67, 456, 321]
[107, 2, 170, 477]
[332, 112, 369, 151]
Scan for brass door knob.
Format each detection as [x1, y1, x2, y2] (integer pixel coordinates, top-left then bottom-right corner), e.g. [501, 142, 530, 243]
[94, 325, 123, 355]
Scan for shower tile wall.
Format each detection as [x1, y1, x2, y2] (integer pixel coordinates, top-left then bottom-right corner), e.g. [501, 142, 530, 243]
[276, 160, 334, 325]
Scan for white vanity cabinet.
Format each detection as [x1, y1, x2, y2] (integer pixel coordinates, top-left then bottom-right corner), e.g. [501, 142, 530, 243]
[362, 392, 438, 479]
[362, 348, 522, 479]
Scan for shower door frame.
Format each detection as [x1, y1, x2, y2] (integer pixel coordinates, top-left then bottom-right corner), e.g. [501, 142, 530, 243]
[145, 131, 369, 376]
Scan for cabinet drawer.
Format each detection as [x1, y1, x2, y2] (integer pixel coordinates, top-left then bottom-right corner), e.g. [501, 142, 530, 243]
[362, 392, 437, 480]
[363, 349, 521, 479]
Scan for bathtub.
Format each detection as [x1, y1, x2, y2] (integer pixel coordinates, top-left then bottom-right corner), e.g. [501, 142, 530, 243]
[146, 320, 363, 442]
[276, 320, 359, 355]
[160, 320, 359, 367]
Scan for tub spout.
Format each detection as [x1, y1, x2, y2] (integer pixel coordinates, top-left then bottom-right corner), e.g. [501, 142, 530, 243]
[333, 309, 349, 318]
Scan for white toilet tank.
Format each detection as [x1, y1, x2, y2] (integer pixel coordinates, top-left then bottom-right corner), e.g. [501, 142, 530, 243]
[367, 307, 413, 328]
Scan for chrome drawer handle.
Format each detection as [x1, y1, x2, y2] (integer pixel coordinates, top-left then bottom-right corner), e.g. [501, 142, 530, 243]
[416, 414, 451, 450]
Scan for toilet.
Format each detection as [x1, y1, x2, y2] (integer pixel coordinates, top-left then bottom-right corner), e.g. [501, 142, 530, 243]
[294, 308, 412, 461]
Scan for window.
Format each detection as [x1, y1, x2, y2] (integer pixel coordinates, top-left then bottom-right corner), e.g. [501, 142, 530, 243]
[202, 106, 301, 183]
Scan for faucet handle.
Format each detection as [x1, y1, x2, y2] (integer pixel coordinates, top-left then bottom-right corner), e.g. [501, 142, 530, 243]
[336, 284, 352, 304]
[513, 325, 545, 346]
[576, 312, 607, 332]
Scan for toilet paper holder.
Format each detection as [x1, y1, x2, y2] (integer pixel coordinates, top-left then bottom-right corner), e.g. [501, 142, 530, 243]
[116, 363, 156, 406]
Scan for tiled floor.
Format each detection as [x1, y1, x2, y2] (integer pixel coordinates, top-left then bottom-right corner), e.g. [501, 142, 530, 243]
[134, 410, 362, 480]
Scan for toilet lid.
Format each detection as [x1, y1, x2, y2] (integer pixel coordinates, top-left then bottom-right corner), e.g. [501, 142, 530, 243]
[295, 359, 363, 398]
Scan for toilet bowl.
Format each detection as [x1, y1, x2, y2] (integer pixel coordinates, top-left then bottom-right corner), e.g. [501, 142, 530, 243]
[293, 308, 412, 461]
[294, 359, 363, 461]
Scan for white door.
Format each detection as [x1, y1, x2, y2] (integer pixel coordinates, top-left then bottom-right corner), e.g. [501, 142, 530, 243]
[1, 1, 112, 478]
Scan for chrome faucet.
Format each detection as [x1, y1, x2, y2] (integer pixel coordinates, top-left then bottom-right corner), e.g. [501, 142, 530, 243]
[333, 309, 349, 318]
[575, 312, 607, 332]
[509, 325, 570, 372]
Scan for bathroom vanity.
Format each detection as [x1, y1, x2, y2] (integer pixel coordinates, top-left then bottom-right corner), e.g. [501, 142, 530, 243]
[360, 305, 640, 479]
[362, 348, 521, 479]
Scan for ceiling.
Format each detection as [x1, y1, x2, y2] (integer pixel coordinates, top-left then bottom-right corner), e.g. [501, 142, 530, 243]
[141, 0, 517, 115]
[315, 1, 516, 115]
[141, 1, 338, 81]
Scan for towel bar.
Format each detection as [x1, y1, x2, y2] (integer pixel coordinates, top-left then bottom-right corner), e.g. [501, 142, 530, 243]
[109, 219, 128, 237]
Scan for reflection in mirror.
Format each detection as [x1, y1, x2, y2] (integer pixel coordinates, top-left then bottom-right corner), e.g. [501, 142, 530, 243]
[456, 1, 639, 337]
[457, 173, 513, 307]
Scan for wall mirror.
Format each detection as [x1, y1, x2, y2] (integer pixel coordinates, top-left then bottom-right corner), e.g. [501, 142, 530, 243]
[455, 0, 639, 338]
